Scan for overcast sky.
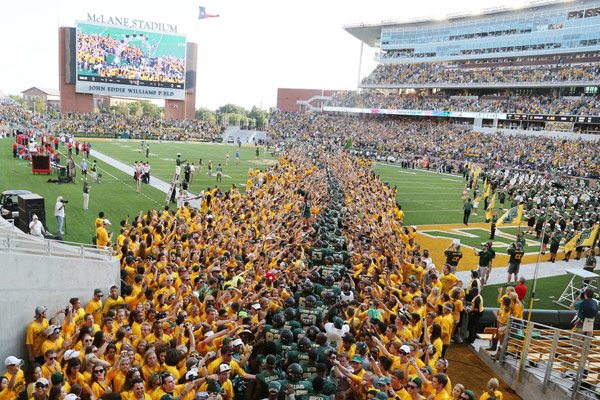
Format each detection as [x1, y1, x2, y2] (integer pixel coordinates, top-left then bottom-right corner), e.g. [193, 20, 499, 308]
[1, 0, 528, 110]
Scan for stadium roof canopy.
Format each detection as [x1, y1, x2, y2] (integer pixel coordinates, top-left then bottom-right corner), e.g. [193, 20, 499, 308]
[343, 0, 574, 47]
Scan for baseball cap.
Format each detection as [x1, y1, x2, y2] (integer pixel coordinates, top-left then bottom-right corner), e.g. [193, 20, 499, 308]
[399, 345, 411, 354]
[410, 377, 422, 388]
[65, 395, 78, 400]
[251, 303, 261, 310]
[238, 311, 248, 318]
[103, 219, 111, 225]
[232, 338, 244, 347]
[377, 376, 391, 385]
[35, 378, 49, 387]
[50, 372, 64, 385]
[4, 356, 22, 366]
[63, 349, 80, 361]
[218, 364, 231, 373]
[94, 288, 103, 296]
[185, 357, 199, 370]
[351, 355, 363, 363]
[463, 390, 475, 400]
[43, 325, 60, 336]
[35, 306, 47, 316]
[185, 368, 199, 381]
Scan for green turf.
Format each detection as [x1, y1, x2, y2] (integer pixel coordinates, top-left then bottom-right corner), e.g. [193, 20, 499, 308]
[482, 274, 574, 310]
[0, 138, 166, 244]
[89, 140, 277, 195]
[374, 164, 476, 225]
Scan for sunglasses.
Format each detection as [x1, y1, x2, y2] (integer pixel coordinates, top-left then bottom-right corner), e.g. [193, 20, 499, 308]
[48, 357, 57, 360]
[84, 339, 93, 342]
[94, 369, 105, 373]
[407, 384, 418, 389]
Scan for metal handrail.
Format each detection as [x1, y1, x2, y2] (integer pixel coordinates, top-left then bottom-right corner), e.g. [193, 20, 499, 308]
[500, 317, 597, 399]
[0, 231, 112, 261]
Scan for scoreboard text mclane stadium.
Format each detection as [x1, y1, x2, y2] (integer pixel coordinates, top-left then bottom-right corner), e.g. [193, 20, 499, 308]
[86, 13, 178, 33]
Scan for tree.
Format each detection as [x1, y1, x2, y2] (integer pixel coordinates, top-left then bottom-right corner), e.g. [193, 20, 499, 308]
[196, 107, 216, 123]
[226, 113, 242, 126]
[31, 97, 46, 114]
[248, 106, 268, 129]
[8, 95, 27, 107]
[217, 104, 247, 116]
[141, 101, 163, 118]
[109, 104, 129, 116]
[128, 102, 143, 117]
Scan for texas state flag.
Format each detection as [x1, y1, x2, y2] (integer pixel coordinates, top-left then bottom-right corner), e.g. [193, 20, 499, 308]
[199, 6, 220, 19]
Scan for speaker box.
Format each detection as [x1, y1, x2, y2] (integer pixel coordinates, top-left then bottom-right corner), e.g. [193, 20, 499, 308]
[18, 194, 46, 232]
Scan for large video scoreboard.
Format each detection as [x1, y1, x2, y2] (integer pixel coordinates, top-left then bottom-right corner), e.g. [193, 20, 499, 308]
[75, 22, 187, 100]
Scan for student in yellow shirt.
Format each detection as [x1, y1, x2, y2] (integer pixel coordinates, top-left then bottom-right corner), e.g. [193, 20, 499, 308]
[84, 289, 104, 325]
[491, 297, 512, 359]
[430, 373, 451, 400]
[479, 378, 504, 400]
[26, 307, 50, 364]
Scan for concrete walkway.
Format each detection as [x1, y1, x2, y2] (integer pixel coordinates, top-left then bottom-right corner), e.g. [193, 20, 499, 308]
[90, 149, 171, 194]
[456, 257, 589, 285]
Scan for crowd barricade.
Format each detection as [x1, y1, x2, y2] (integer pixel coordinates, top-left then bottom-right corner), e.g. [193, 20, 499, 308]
[499, 317, 600, 399]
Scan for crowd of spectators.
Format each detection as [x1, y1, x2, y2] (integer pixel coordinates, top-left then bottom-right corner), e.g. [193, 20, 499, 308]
[268, 112, 600, 179]
[361, 61, 600, 87]
[0, 100, 220, 141]
[77, 32, 185, 84]
[3, 146, 514, 400]
[325, 91, 600, 117]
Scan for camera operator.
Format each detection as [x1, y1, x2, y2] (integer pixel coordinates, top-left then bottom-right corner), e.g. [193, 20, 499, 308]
[54, 196, 67, 235]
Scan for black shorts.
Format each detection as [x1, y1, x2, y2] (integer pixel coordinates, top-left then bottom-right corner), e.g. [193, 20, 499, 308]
[550, 243, 559, 254]
[508, 263, 520, 275]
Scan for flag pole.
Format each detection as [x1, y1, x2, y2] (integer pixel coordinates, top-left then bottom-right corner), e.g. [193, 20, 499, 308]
[513, 204, 549, 384]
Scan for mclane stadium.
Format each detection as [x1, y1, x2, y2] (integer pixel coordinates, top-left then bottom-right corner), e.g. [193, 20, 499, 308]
[0, 2, 599, 400]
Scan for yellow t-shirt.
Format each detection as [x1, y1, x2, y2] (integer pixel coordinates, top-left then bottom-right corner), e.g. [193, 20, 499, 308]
[480, 391, 503, 400]
[26, 319, 49, 358]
